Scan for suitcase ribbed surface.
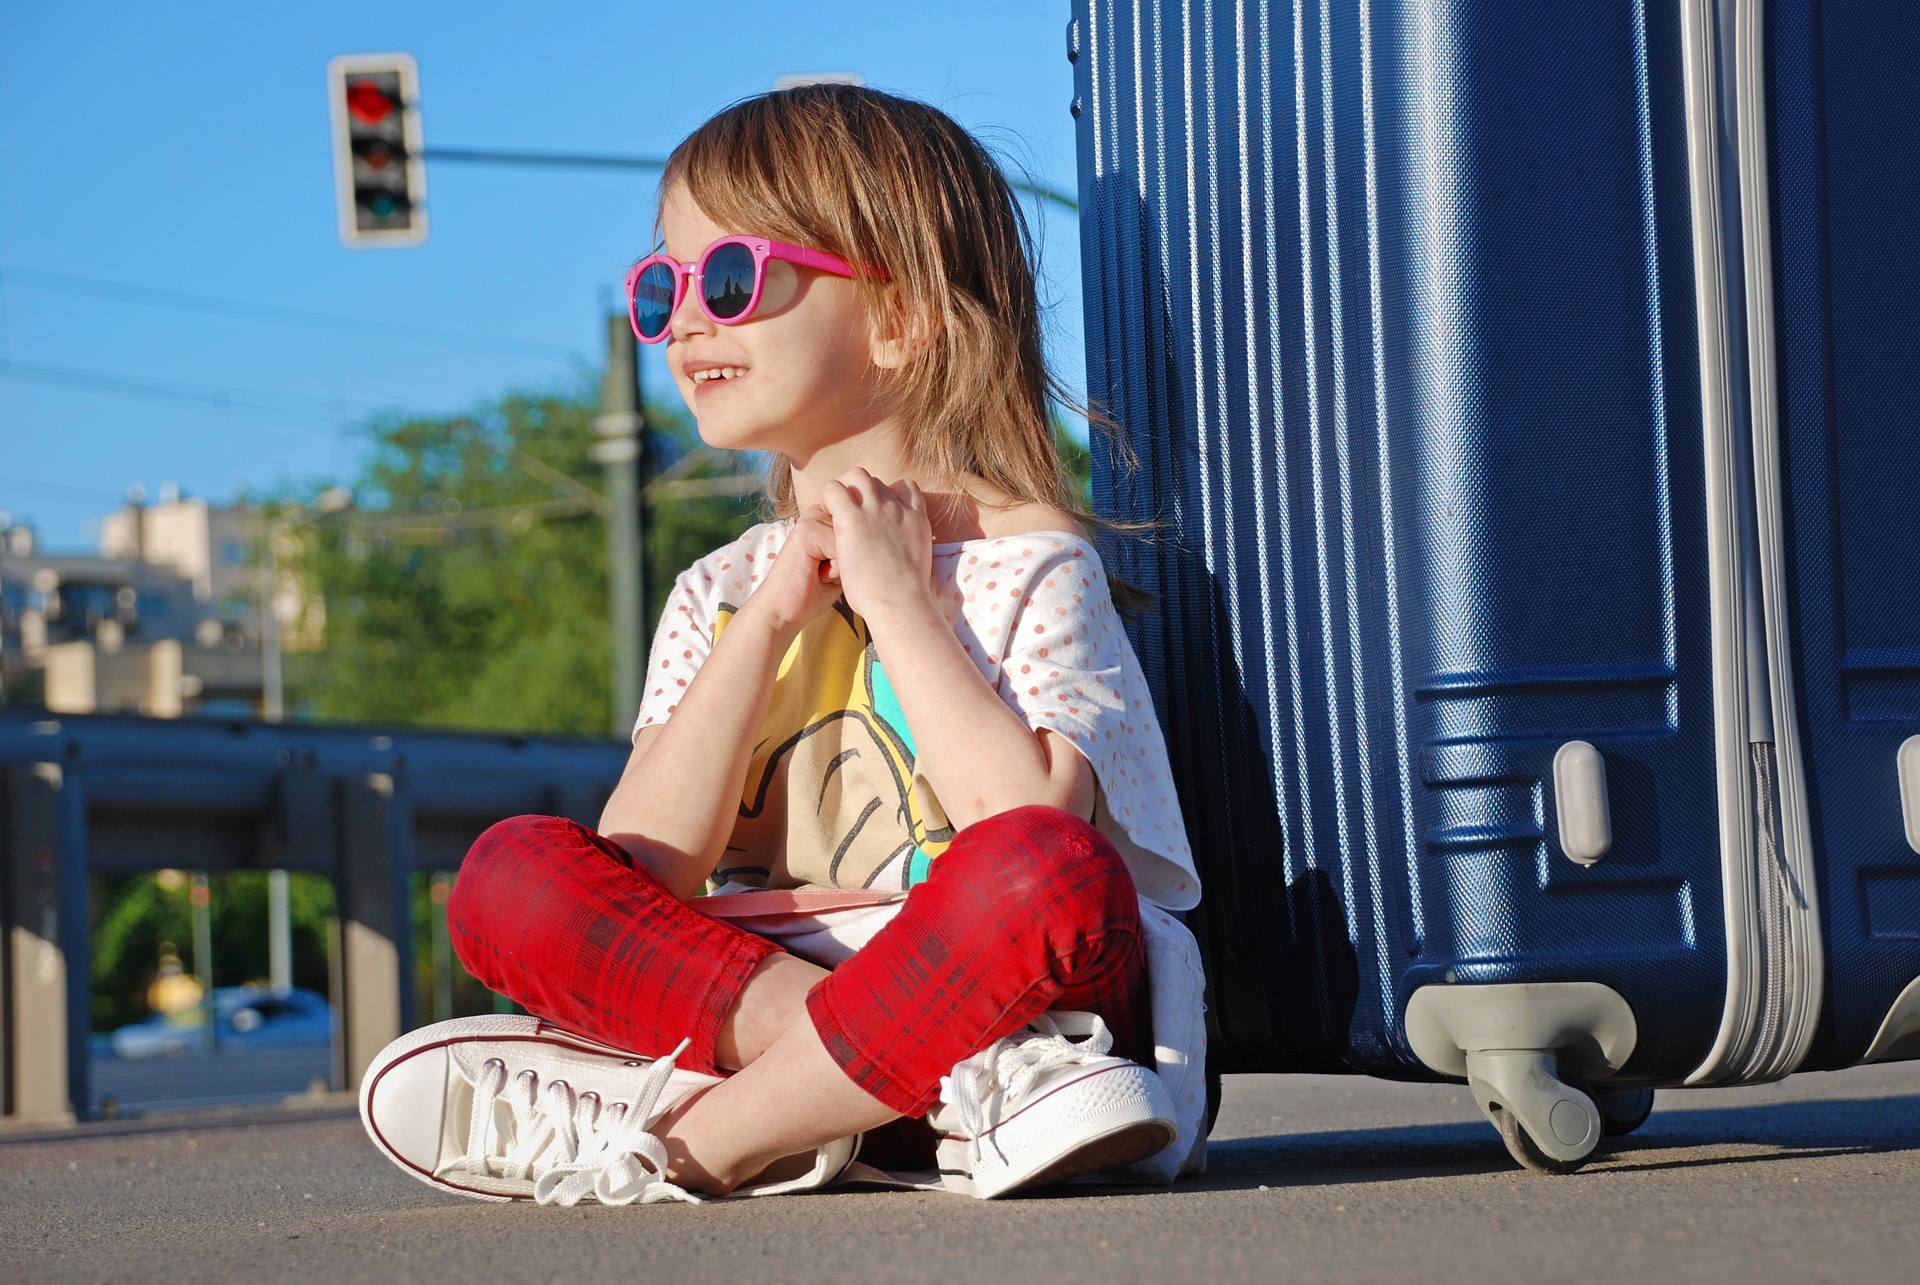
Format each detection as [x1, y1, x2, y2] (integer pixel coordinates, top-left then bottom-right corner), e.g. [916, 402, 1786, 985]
[1072, 0, 1730, 1076]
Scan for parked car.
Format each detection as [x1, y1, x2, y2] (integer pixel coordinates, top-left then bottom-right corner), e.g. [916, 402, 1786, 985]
[107, 986, 334, 1059]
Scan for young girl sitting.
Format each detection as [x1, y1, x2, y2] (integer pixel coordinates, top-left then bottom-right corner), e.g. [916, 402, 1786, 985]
[358, 84, 1204, 1206]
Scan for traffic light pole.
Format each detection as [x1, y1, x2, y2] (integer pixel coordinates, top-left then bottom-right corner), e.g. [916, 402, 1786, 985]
[595, 316, 647, 737]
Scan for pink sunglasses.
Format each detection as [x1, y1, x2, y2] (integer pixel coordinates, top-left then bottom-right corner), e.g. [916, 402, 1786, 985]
[625, 235, 863, 344]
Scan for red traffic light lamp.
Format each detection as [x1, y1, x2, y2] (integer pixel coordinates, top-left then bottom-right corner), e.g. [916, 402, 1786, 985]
[346, 79, 396, 125]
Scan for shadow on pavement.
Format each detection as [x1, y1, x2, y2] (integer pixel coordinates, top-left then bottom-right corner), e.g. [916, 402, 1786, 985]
[0, 1098, 357, 1148]
[1069, 1092, 1920, 1195]
[11, 1083, 1917, 1205]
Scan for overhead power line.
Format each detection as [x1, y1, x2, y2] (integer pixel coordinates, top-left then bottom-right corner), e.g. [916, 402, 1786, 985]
[423, 145, 1081, 213]
[511, 448, 606, 512]
[4, 357, 759, 491]
[0, 358, 379, 414]
[355, 495, 598, 539]
[0, 475, 131, 503]
[0, 267, 580, 357]
[0, 358, 360, 437]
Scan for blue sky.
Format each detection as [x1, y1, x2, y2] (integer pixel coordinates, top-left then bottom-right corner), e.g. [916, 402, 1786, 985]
[0, 1, 1085, 550]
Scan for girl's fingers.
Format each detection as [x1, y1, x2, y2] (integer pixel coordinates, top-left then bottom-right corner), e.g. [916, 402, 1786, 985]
[785, 505, 836, 576]
[792, 513, 834, 558]
[817, 484, 853, 525]
[836, 467, 892, 506]
[825, 476, 886, 513]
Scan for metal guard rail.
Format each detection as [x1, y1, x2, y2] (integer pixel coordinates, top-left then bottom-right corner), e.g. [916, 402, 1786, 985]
[0, 710, 629, 1125]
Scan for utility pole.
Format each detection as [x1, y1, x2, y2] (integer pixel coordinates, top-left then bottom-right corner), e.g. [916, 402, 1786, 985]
[595, 315, 647, 736]
[258, 517, 293, 997]
[190, 872, 215, 1052]
[257, 487, 347, 995]
[261, 525, 286, 724]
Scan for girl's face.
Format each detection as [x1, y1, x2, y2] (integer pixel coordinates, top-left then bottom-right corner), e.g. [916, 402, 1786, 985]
[658, 184, 892, 462]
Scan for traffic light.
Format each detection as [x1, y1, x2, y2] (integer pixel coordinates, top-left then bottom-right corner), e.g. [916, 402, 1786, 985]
[327, 53, 427, 248]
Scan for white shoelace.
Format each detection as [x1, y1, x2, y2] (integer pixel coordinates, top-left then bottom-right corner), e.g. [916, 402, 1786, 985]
[462, 1038, 701, 1206]
[939, 1011, 1114, 1163]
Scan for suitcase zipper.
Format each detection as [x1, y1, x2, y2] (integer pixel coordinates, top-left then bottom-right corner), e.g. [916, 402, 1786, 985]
[1680, 0, 1825, 1086]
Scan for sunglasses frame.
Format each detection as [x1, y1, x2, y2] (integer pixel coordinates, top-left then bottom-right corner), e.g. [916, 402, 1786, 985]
[625, 235, 862, 344]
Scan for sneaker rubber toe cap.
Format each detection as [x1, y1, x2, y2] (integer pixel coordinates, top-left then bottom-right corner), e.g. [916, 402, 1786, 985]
[364, 1044, 453, 1175]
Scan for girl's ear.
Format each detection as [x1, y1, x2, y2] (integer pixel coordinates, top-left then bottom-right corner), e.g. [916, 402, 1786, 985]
[868, 288, 937, 371]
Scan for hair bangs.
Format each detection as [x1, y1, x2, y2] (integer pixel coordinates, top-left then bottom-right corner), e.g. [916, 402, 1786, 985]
[655, 84, 1150, 603]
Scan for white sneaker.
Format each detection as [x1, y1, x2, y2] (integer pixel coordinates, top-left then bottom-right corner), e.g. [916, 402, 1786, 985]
[358, 1015, 858, 1205]
[929, 1011, 1176, 1199]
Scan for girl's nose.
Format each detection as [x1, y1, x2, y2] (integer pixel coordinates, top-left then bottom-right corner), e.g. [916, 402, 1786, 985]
[668, 270, 713, 343]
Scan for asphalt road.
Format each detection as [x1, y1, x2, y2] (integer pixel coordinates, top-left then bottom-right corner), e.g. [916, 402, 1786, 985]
[5, 1059, 1918, 1284]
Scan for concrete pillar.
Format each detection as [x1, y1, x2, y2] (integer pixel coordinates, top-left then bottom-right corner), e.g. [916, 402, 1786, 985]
[0, 764, 74, 1126]
[334, 772, 415, 1091]
[146, 640, 183, 719]
[42, 642, 96, 715]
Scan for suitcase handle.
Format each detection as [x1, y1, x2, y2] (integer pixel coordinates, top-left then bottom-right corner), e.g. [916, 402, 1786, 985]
[1900, 736, 1920, 856]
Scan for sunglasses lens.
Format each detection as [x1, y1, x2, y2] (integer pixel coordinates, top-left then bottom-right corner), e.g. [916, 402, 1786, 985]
[701, 243, 759, 320]
[632, 262, 677, 338]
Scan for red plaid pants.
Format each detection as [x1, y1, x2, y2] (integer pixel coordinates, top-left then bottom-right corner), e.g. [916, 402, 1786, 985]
[448, 804, 1149, 1117]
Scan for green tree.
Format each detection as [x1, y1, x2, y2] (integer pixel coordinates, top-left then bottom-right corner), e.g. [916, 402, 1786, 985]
[90, 384, 767, 1033]
[89, 874, 193, 1032]
[88, 871, 335, 1032]
[283, 381, 761, 735]
[1054, 418, 1093, 509]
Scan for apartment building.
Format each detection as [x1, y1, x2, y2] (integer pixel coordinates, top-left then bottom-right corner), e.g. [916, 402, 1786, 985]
[0, 490, 278, 717]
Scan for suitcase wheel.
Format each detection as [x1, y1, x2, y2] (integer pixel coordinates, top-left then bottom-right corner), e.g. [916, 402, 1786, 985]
[1466, 1050, 1603, 1176]
[1593, 1086, 1656, 1137]
[1489, 1098, 1592, 1175]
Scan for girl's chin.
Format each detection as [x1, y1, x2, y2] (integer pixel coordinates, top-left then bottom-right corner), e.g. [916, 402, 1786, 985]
[693, 418, 769, 453]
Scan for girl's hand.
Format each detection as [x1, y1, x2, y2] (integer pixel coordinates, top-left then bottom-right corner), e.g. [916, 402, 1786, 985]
[817, 468, 937, 625]
[735, 503, 843, 641]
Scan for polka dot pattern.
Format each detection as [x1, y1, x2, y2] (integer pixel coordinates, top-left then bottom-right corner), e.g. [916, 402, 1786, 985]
[629, 519, 1201, 912]
[633, 565, 717, 735]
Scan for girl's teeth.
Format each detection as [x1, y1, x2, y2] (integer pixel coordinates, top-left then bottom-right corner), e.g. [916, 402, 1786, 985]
[693, 367, 744, 383]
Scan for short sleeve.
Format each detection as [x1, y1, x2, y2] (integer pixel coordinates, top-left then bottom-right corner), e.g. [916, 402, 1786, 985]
[632, 567, 714, 740]
[992, 543, 1199, 910]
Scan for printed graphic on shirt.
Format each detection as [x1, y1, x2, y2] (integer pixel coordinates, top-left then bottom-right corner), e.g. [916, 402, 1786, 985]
[633, 522, 1201, 910]
[716, 597, 956, 892]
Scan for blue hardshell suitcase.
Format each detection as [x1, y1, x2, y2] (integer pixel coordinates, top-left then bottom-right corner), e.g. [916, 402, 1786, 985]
[1069, 0, 1920, 1171]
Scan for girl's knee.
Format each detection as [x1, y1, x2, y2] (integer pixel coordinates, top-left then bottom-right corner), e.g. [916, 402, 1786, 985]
[944, 804, 1136, 924]
[448, 814, 588, 947]
[457, 811, 557, 883]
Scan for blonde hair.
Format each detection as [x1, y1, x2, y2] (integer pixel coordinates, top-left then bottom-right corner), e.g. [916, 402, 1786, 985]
[660, 85, 1141, 548]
